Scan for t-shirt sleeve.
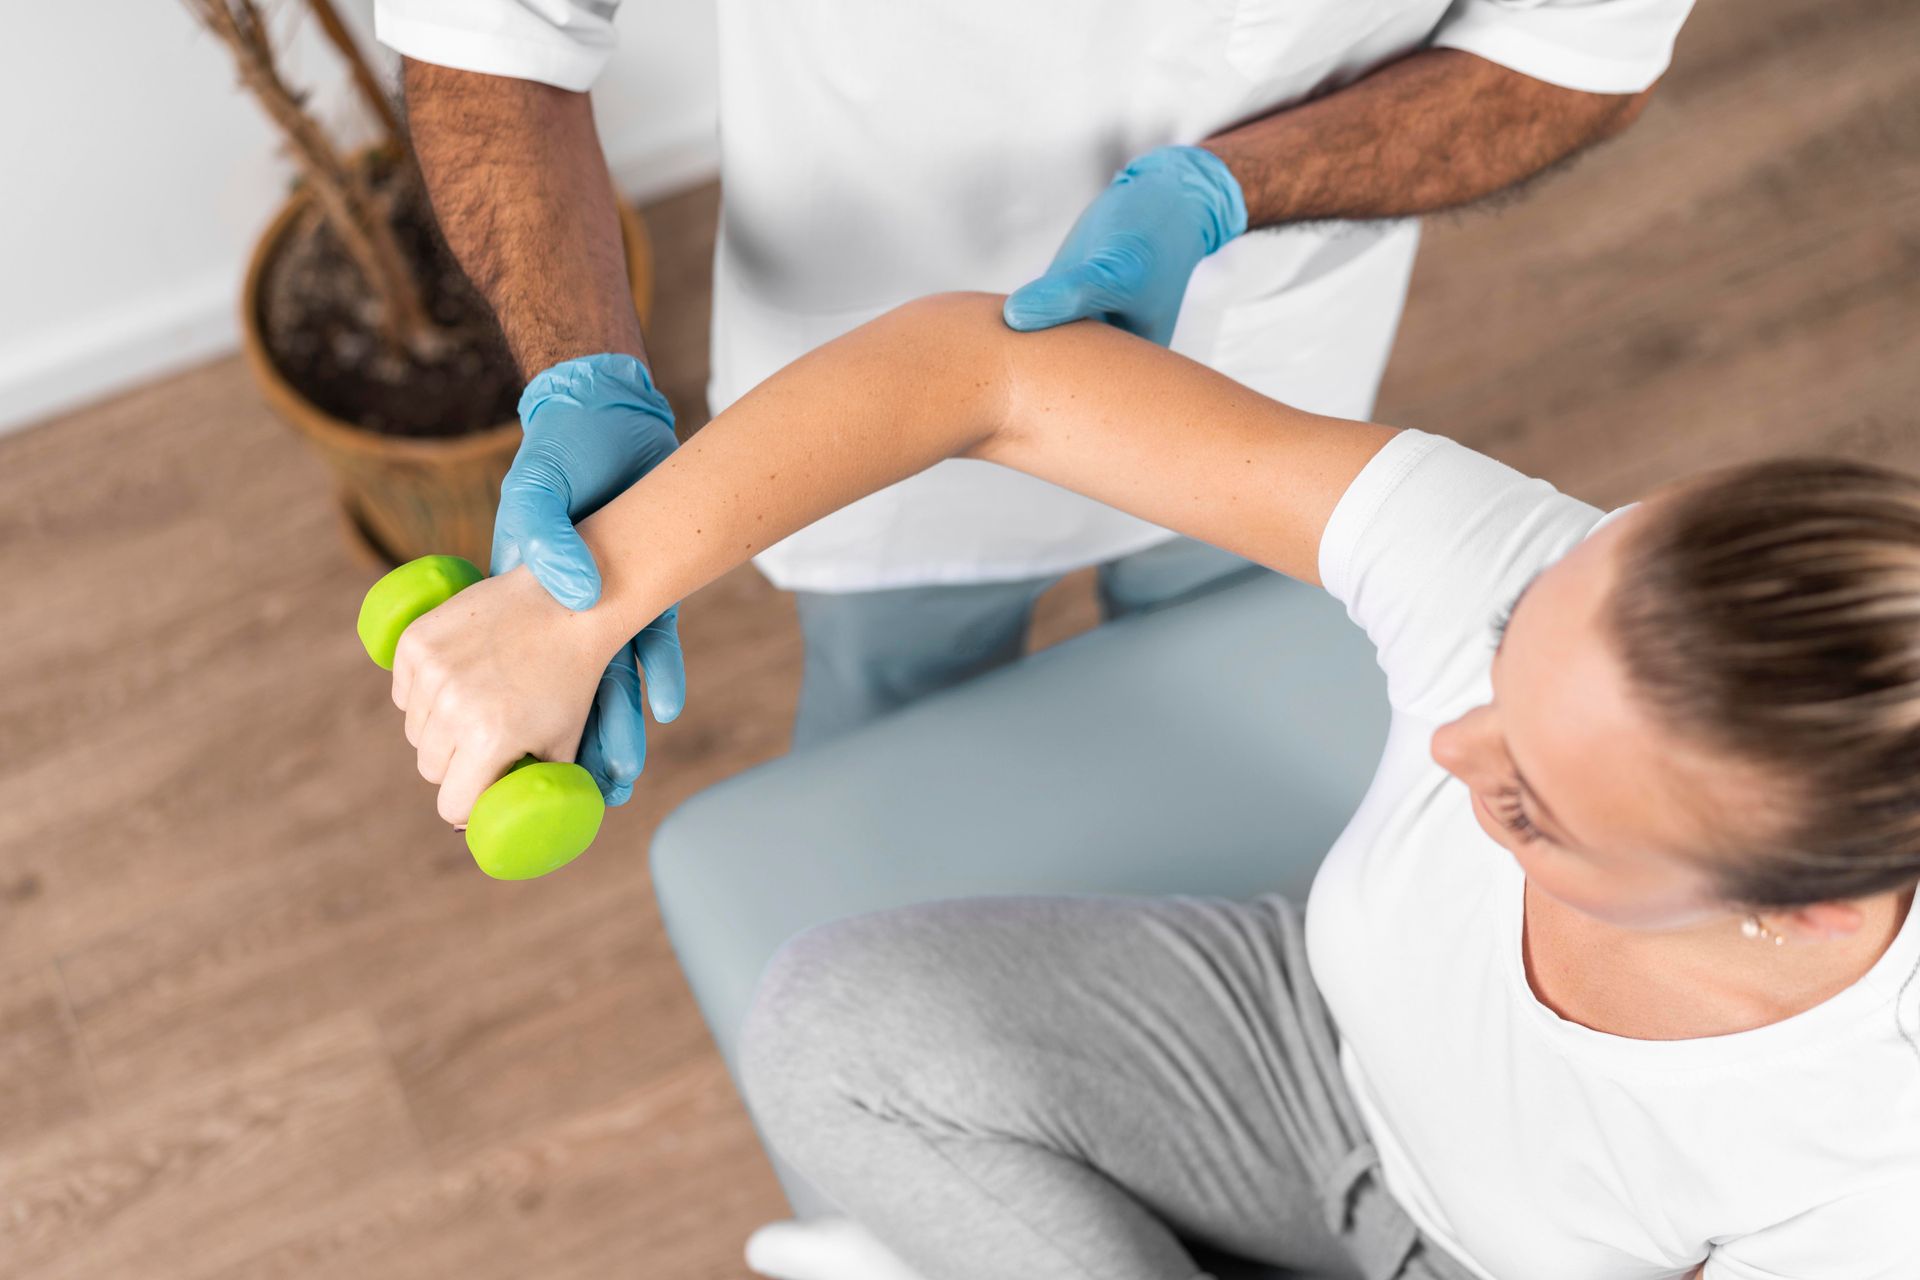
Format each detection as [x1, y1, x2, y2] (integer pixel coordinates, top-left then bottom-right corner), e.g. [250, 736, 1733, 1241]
[1702, 1174, 1920, 1280]
[375, 0, 621, 92]
[1317, 430, 1604, 723]
[1430, 0, 1698, 94]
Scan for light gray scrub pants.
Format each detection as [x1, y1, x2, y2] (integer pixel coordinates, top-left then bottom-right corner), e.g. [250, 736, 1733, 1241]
[791, 536, 1264, 747]
[739, 893, 1477, 1280]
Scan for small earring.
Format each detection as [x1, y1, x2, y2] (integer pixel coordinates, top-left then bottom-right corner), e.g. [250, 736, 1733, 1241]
[1741, 914, 1786, 946]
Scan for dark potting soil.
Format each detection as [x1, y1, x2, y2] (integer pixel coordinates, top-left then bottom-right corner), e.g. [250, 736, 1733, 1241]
[258, 160, 521, 438]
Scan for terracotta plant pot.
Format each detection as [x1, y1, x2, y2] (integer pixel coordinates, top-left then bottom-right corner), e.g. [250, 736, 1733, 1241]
[239, 187, 654, 568]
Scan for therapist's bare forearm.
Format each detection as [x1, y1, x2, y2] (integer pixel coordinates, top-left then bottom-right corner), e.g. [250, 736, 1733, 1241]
[572, 294, 1392, 645]
[403, 58, 644, 375]
[1204, 48, 1654, 227]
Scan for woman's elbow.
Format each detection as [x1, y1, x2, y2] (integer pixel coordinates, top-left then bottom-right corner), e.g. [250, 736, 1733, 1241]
[871, 292, 1016, 437]
[883, 290, 1017, 376]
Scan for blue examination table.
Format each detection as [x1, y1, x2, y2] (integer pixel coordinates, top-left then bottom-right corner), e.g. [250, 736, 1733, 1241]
[651, 571, 1391, 1280]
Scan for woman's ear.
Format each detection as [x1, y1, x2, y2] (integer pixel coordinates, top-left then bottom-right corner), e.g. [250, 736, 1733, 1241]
[1773, 900, 1865, 942]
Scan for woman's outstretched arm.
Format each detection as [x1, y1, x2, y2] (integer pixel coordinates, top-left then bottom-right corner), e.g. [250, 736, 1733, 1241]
[579, 291, 1395, 642]
[391, 292, 1397, 821]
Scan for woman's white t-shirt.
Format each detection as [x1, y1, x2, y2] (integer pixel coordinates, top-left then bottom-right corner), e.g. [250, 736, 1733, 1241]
[1307, 430, 1920, 1280]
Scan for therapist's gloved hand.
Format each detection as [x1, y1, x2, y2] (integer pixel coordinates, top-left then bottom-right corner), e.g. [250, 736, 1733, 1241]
[1004, 145, 1248, 347]
[495, 353, 685, 805]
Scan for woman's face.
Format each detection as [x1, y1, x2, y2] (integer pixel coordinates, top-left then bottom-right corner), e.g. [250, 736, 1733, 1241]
[1429, 505, 1769, 931]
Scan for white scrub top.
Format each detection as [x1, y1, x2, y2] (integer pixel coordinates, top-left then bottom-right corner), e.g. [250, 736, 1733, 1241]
[378, 0, 1694, 592]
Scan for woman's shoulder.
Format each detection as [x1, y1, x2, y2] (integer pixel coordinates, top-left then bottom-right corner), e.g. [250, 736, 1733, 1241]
[1319, 429, 1610, 723]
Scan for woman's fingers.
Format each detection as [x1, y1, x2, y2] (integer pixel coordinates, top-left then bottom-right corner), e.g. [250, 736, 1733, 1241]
[381, 572, 604, 830]
[416, 715, 455, 786]
[401, 648, 450, 748]
[436, 733, 519, 828]
[403, 679, 437, 752]
[390, 632, 417, 711]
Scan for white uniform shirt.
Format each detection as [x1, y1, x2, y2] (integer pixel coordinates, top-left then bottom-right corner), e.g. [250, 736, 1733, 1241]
[379, 0, 1694, 590]
[1312, 430, 1920, 1280]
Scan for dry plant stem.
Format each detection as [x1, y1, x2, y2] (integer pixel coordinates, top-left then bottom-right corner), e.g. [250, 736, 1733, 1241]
[187, 0, 444, 359]
[307, 0, 407, 157]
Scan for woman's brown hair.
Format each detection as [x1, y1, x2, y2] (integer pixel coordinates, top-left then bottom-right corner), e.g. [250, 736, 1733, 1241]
[1607, 457, 1920, 908]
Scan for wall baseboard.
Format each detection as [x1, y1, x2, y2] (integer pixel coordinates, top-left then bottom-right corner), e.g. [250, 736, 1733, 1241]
[0, 273, 243, 439]
[0, 126, 719, 441]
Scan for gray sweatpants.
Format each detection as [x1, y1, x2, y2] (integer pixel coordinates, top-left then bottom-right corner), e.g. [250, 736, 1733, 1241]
[738, 894, 1478, 1280]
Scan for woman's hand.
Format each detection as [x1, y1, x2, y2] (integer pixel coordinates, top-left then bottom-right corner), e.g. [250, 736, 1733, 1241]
[389, 566, 625, 826]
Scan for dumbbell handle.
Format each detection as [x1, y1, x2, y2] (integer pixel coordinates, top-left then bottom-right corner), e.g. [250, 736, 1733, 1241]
[356, 556, 605, 880]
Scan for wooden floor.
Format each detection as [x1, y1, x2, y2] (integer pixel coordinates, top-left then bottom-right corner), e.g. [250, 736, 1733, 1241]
[2, 1, 1915, 1275]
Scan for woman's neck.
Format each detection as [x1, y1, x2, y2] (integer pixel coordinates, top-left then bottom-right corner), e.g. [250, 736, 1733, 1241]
[1521, 885, 1914, 1041]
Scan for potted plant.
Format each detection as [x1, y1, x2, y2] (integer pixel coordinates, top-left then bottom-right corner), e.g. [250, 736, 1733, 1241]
[186, 0, 653, 566]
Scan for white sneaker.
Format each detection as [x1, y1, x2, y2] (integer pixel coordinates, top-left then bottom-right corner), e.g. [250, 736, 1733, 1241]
[743, 1216, 932, 1280]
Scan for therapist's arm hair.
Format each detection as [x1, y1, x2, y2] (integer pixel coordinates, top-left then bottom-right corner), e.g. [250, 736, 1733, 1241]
[1204, 48, 1656, 228]
[572, 293, 1395, 644]
[402, 58, 646, 376]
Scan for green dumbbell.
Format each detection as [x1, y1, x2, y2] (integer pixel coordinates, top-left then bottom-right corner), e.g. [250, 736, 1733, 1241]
[357, 555, 605, 881]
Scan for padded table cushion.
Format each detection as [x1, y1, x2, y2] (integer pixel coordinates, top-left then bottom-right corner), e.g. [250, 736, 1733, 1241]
[651, 572, 1390, 1279]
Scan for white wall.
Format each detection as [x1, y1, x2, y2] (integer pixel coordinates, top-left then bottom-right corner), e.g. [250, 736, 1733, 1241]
[0, 1, 718, 436]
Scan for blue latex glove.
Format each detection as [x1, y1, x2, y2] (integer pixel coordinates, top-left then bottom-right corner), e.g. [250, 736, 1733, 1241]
[496, 353, 685, 806]
[1003, 145, 1248, 346]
